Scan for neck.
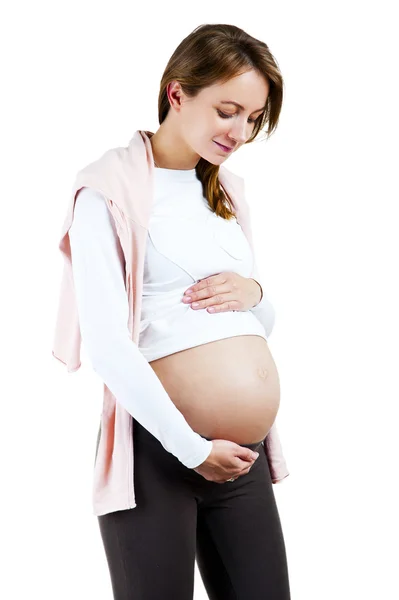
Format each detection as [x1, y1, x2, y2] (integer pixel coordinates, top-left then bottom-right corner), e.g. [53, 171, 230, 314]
[148, 126, 200, 170]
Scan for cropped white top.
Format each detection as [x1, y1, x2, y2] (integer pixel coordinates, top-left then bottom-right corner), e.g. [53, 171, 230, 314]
[139, 166, 267, 359]
[69, 165, 274, 469]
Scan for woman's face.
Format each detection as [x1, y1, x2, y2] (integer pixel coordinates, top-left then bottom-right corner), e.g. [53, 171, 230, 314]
[171, 69, 269, 165]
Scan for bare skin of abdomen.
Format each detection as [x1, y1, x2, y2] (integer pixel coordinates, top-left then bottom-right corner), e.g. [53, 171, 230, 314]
[149, 335, 280, 445]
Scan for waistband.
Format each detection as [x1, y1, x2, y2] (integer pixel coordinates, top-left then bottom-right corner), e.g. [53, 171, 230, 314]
[201, 435, 264, 452]
[133, 419, 263, 452]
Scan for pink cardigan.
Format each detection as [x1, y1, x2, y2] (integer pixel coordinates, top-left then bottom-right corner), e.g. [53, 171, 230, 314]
[52, 129, 289, 516]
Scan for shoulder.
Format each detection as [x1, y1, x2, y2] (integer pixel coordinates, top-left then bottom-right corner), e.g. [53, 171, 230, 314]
[72, 139, 148, 226]
[72, 187, 117, 236]
[74, 145, 130, 195]
[74, 186, 108, 217]
[219, 165, 248, 210]
[219, 165, 246, 197]
[219, 164, 244, 185]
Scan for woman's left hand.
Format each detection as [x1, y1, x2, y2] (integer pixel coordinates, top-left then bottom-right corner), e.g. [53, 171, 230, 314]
[182, 272, 262, 313]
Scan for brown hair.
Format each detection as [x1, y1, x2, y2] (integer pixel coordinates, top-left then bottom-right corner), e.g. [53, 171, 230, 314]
[157, 23, 284, 220]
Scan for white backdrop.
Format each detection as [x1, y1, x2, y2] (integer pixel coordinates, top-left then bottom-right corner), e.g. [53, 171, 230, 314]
[1, 1, 398, 598]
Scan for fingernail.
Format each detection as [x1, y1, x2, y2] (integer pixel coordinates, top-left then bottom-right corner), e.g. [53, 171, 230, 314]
[253, 452, 259, 459]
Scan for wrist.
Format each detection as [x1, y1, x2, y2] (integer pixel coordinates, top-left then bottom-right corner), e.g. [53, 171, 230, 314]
[250, 278, 263, 307]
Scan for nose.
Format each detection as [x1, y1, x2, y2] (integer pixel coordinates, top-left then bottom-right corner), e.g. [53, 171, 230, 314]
[228, 119, 249, 145]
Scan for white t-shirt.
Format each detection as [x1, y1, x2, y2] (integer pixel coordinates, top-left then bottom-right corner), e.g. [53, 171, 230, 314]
[69, 166, 274, 468]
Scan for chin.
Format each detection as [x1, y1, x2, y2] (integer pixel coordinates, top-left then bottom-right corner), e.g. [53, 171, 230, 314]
[201, 153, 227, 166]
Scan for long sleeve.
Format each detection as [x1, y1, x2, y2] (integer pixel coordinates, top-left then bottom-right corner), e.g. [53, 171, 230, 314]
[68, 187, 213, 469]
[249, 259, 276, 338]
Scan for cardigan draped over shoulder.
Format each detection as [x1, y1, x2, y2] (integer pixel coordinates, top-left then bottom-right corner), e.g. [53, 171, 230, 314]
[52, 129, 289, 516]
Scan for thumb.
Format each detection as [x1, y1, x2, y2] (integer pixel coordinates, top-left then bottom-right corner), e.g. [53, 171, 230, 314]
[237, 446, 259, 462]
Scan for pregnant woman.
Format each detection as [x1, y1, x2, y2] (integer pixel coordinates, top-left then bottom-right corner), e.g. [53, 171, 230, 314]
[53, 23, 291, 600]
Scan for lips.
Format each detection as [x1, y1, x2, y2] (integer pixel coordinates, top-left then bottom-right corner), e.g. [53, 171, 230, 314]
[214, 141, 234, 152]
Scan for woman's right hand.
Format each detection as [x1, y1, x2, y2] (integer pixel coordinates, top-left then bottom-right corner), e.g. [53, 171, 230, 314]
[192, 439, 259, 483]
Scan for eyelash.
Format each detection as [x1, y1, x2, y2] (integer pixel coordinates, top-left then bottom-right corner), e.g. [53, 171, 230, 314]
[217, 109, 258, 124]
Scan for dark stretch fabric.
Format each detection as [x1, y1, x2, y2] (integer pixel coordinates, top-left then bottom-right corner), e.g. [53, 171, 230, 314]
[97, 418, 291, 599]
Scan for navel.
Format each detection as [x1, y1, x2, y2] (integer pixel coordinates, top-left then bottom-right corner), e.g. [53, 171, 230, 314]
[257, 367, 269, 380]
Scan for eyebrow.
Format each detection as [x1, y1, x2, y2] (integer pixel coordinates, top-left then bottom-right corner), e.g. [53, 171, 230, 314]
[220, 100, 267, 113]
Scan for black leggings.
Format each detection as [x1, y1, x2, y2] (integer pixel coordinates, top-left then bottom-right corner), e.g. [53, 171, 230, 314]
[98, 418, 291, 599]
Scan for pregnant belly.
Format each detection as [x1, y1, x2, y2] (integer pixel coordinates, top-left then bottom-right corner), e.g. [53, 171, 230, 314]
[149, 335, 280, 445]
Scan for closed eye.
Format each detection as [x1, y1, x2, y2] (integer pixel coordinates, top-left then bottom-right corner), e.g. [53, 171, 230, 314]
[217, 109, 258, 124]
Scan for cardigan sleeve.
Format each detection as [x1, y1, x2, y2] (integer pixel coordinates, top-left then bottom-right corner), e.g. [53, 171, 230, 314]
[69, 187, 213, 469]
